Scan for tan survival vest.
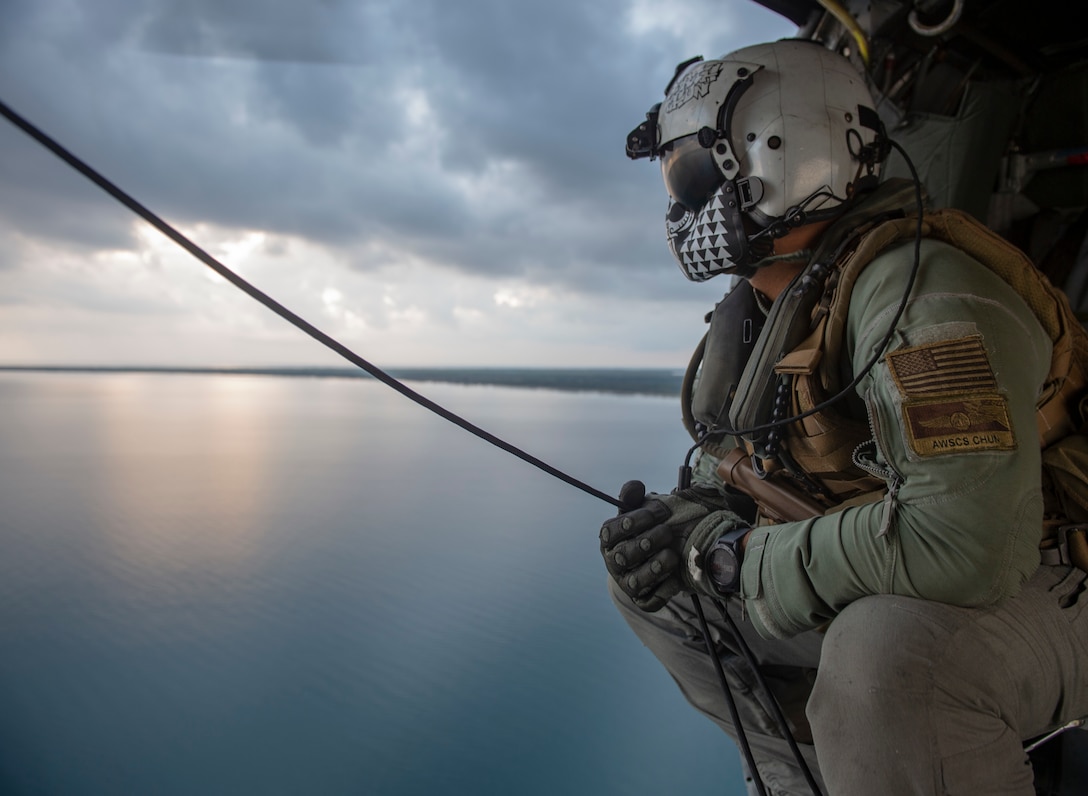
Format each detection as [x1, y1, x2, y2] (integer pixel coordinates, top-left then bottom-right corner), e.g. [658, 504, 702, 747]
[760, 208, 1088, 568]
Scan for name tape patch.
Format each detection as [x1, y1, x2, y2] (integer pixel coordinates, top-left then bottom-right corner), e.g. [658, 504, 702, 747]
[900, 394, 1015, 457]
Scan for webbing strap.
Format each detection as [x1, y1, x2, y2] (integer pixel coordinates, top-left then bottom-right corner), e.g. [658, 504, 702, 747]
[1039, 525, 1088, 572]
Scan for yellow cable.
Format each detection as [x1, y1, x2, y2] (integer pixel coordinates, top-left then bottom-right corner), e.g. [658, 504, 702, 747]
[815, 0, 870, 67]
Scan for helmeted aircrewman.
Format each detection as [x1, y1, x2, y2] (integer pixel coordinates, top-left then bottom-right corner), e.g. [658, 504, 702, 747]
[601, 39, 1088, 795]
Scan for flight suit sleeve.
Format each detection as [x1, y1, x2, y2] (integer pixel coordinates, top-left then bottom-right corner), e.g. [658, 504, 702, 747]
[738, 239, 1054, 639]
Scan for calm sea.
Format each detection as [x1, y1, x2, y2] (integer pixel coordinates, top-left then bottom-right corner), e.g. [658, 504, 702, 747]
[0, 371, 745, 796]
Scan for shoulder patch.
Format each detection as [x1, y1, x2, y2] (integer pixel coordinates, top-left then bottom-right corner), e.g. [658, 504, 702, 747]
[901, 394, 1016, 457]
[886, 335, 997, 397]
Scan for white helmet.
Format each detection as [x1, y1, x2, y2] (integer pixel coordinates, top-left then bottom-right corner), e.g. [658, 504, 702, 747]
[627, 40, 885, 281]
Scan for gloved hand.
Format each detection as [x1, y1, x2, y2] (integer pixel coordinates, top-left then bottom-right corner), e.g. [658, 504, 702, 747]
[600, 480, 749, 612]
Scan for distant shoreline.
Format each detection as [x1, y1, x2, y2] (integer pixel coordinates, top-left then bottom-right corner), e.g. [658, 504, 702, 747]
[0, 365, 684, 397]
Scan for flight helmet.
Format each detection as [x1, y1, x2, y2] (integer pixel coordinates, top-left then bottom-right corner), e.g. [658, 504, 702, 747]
[626, 39, 885, 281]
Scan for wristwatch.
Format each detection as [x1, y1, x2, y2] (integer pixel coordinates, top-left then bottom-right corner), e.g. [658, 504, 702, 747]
[704, 525, 750, 594]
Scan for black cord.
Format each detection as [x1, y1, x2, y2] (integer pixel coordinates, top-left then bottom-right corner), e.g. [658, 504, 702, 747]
[0, 97, 624, 511]
[691, 594, 769, 796]
[713, 598, 823, 795]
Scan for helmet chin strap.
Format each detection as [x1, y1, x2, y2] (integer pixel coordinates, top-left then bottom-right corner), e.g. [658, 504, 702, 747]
[750, 185, 840, 242]
[751, 248, 812, 272]
[745, 173, 882, 272]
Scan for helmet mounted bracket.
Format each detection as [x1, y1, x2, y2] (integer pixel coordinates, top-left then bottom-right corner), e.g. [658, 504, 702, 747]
[626, 103, 661, 160]
[708, 63, 762, 182]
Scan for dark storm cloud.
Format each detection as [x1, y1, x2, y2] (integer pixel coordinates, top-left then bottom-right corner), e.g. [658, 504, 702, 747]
[0, 122, 140, 256]
[0, 0, 794, 301]
[136, 0, 393, 65]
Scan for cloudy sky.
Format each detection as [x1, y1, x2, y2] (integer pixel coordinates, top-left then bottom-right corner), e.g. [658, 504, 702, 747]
[0, 0, 795, 368]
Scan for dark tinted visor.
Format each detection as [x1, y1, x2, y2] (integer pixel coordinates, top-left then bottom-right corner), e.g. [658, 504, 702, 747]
[660, 134, 724, 210]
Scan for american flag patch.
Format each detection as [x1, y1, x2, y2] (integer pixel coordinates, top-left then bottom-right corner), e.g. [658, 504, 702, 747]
[886, 335, 997, 397]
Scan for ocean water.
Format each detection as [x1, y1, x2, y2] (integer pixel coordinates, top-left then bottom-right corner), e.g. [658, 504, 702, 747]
[0, 371, 745, 796]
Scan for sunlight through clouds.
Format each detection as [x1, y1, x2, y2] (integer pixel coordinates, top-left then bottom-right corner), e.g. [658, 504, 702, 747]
[0, 0, 797, 369]
[493, 285, 550, 309]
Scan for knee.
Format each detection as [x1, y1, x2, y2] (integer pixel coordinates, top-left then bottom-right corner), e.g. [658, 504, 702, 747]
[808, 596, 939, 733]
[807, 596, 1038, 794]
[823, 595, 933, 687]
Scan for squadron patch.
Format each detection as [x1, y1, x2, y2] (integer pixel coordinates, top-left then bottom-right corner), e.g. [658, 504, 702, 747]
[663, 62, 725, 113]
[887, 335, 1016, 456]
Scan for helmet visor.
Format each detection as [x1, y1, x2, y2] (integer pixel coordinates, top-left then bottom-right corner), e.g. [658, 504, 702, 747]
[660, 134, 723, 211]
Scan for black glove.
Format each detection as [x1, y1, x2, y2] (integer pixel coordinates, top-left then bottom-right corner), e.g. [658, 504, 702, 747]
[600, 481, 748, 612]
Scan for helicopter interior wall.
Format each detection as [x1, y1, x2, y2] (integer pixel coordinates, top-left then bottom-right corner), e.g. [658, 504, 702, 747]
[999, 59, 1088, 317]
[876, 54, 1088, 317]
[1019, 62, 1088, 212]
[880, 75, 1023, 224]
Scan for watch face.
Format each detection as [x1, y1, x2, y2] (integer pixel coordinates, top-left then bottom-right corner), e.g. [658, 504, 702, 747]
[707, 546, 739, 589]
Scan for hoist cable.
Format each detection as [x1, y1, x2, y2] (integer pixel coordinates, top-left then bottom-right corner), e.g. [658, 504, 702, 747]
[0, 97, 623, 510]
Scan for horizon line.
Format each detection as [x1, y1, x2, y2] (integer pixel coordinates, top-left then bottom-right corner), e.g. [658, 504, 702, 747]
[0, 364, 685, 397]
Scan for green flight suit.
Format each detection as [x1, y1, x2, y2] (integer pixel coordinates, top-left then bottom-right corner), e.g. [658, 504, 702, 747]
[741, 236, 1050, 640]
[611, 216, 1088, 795]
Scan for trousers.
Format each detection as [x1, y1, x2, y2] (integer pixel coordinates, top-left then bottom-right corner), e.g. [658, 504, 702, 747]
[609, 563, 1088, 795]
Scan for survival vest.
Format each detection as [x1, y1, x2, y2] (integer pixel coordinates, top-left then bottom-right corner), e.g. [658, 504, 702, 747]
[695, 206, 1088, 569]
